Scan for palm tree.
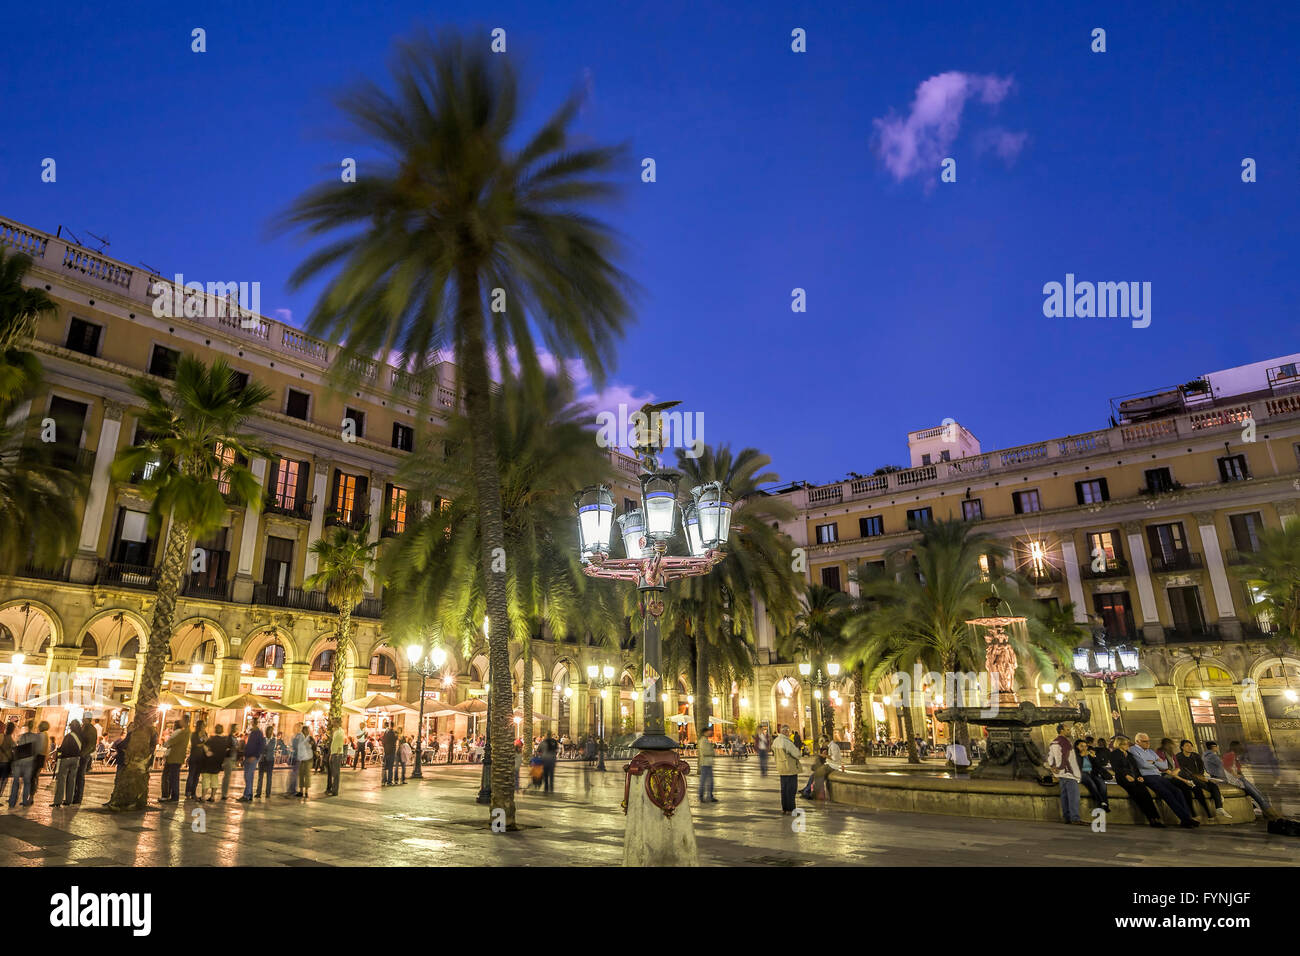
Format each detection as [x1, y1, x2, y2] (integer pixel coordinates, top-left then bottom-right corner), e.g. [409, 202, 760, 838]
[0, 249, 82, 574]
[279, 32, 633, 825]
[668, 445, 802, 738]
[778, 584, 851, 744]
[1234, 521, 1300, 643]
[106, 356, 270, 810]
[305, 525, 379, 734]
[383, 374, 619, 765]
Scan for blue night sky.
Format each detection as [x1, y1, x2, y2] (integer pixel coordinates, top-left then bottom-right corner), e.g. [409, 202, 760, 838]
[2, 1, 1297, 486]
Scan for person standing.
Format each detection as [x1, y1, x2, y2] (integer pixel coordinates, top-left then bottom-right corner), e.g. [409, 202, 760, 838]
[697, 728, 717, 802]
[52, 719, 83, 807]
[161, 719, 190, 802]
[256, 729, 278, 798]
[185, 719, 207, 799]
[773, 724, 802, 814]
[381, 722, 398, 786]
[240, 722, 265, 802]
[541, 732, 558, 792]
[29, 720, 50, 800]
[284, 727, 302, 795]
[1046, 724, 1084, 825]
[201, 725, 229, 802]
[0, 722, 14, 798]
[326, 723, 345, 796]
[293, 726, 314, 797]
[756, 726, 770, 777]
[72, 717, 100, 805]
[220, 725, 238, 800]
[9, 721, 40, 808]
[397, 735, 412, 784]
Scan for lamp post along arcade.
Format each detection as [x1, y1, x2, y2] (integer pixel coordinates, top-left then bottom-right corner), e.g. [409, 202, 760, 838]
[575, 435, 732, 867]
[405, 644, 447, 779]
[1072, 641, 1140, 737]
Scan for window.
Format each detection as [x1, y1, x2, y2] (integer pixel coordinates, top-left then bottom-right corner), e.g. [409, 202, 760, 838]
[961, 499, 983, 521]
[212, 441, 236, 495]
[330, 470, 368, 523]
[1168, 586, 1207, 635]
[906, 507, 932, 529]
[312, 650, 336, 672]
[1074, 478, 1109, 505]
[344, 406, 366, 438]
[623, 497, 636, 515]
[1093, 592, 1136, 640]
[386, 484, 408, 535]
[148, 344, 180, 379]
[262, 536, 295, 597]
[857, 559, 887, 581]
[1146, 522, 1187, 564]
[285, 388, 311, 420]
[392, 422, 414, 452]
[47, 396, 89, 466]
[1144, 467, 1174, 493]
[229, 370, 250, 393]
[859, 515, 884, 537]
[1217, 455, 1249, 483]
[1229, 512, 1264, 554]
[940, 450, 951, 462]
[191, 527, 230, 588]
[269, 457, 308, 510]
[921, 453, 932, 466]
[255, 642, 286, 669]
[79, 635, 98, 658]
[65, 318, 102, 357]
[815, 523, 838, 544]
[1086, 530, 1123, 566]
[111, 508, 153, 566]
[370, 653, 397, 677]
[820, 566, 842, 591]
[1012, 489, 1041, 514]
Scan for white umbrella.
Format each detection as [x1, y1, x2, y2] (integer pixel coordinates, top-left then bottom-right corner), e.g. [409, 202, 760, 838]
[212, 692, 299, 715]
[665, 713, 692, 726]
[23, 689, 121, 710]
[705, 716, 735, 726]
[345, 693, 419, 714]
[288, 700, 364, 715]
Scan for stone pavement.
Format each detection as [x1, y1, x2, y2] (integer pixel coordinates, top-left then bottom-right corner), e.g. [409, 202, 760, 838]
[0, 757, 1295, 866]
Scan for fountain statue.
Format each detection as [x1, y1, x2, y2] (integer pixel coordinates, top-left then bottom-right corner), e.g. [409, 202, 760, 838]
[936, 589, 1088, 782]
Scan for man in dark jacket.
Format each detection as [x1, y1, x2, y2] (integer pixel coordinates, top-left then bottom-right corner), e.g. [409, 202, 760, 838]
[185, 720, 207, 799]
[255, 730, 278, 798]
[1110, 735, 1169, 827]
[240, 723, 265, 801]
[72, 717, 99, 804]
[381, 723, 398, 785]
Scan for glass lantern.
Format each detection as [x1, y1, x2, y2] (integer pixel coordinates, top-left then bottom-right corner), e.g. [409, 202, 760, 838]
[1072, 647, 1092, 672]
[640, 472, 680, 541]
[682, 502, 708, 557]
[692, 481, 733, 549]
[575, 485, 615, 562]
[1116, 645, 1140, 673]
[617, 510, 648, 559]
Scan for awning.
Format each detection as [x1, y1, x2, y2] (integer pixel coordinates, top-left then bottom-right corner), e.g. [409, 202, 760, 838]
[212, 693, 300, 715]
[120, 691, 212, 711]
[22, 689, 121, 710]
[345, 693, 419, 714]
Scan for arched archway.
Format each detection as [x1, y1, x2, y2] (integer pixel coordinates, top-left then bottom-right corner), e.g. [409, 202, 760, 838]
[77, 610, 148, 661]
[0, 600, 61, 654]
[242, 627, 293, 669]
[171, 618, 230, 663]
[772, 675, 802, 736]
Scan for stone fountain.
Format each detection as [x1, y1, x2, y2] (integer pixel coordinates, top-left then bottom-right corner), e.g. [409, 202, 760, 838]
[936, 591, 1089, 782]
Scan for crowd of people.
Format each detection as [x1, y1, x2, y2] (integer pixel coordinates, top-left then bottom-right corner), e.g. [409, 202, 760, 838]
[1045, 725, 1276, 827]
[0, 718, 103, 808]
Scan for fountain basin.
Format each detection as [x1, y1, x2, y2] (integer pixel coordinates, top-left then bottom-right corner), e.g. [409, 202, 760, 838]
[936, 701, 1091, 782]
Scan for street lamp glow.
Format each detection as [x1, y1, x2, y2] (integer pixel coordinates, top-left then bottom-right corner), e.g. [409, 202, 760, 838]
[1285, 689, 1299, 703]
[11, 653, 24, 667]
[600, 688, 608, 700]
[563, 687, 573, 699]
[641, 472, 680, 541]
[240, 662, 251, 673]
[108, 658, 121, 672]
[692, 481, 732, 549]
[682, 503, 707, 557]
[587, 664, 598, 680]
[1199, 689, 1210, 700]
[813, 689, 822, 700]
[630, 690, 638, 702]
[431, 646, 447, 668]
[616, 509, 648, 559]
[687, 695, 694, 705]
[603, 664, 615, 681]
[828, 661, 840, 677]
[267, 668, 277, 681]
[779, 697, 790, 707]
[739, 696, 748, 707]
[711, 696, 719, 707]
[406, 644, 423, 665]
[575, 485, 616, 562]
[1057, 680, 1071, 694]
[798, 662, 811, 677]
[190, 663, 203, 677]
[882, 695, 892, 706]
[1122, 691, 1134, 702]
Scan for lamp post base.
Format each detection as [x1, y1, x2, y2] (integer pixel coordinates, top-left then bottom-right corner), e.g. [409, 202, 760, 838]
[622, 749, 699, 867]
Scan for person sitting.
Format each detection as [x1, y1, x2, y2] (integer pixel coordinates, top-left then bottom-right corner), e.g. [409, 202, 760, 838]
[1207, 740, 1274, 818]
[1075, 739, 1109, 812]
[1174, 739, 1231, 820]
[1130, 733, 1199, 827]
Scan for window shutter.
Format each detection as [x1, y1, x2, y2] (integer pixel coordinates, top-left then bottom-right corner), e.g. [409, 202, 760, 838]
[296, 460, 310, 507]
[1013, 493, 1023, 515]
[1098, 477, 1109, 501]
[266, 459, 279, 500]
[1074, 482, 1085, 506]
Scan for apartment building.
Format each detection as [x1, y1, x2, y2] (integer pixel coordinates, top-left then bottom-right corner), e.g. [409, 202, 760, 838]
[757, 353, 1300, 759]
[0, 216, 642, 742]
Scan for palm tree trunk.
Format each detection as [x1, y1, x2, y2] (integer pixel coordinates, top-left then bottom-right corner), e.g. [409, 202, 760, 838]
[899, 696, 921, 764]
[328, 606, 354, 735]
[942, 653, 968, 749]
[694, 634, 710, 738]
[108, 517, 191, 810]
[456, 264, 515, 827]
[522, 636, 533, 758]
[850, 662, 866, 764]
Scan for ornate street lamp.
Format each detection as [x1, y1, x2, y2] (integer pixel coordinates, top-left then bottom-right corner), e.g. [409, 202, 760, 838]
[406, 643, 447, 778]
[587, 662, 617, 771]
[575, 422, 732, 866]
[1072, 641, 1139, 735]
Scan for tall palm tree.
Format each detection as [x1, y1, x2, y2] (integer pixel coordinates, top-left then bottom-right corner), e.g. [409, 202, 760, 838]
[668, 445, 801, 737]
[305, 525, 379, 734]
[0, 249, 82, 573]
[383, 374, 619, 766]
[778, 584, 850, 743]
[279, 32, 633, 824]
[106, 356, 270, 810]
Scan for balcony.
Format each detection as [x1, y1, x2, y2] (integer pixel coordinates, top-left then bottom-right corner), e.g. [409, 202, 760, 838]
[1149, 551, 1203, 573]
[380, 522, 406, 539]
[354, 597, 383, 619]
[1024, 565, 1063, 586]
[324, 510, 369, 532]
[1163, 624, 1221, 643]
[252, 583, 382, 619]
[13, 560, 71, 582]
[264, 495, 313, 521]
[97, 561, 158, 590]
[182, 575, 232, 601]
[1081, 558, 1129, 580]
[1223, 549, 1257, 567]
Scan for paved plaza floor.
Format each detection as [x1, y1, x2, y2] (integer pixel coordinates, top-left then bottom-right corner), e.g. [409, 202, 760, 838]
[0, 758, 1296, 867]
